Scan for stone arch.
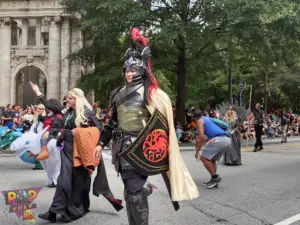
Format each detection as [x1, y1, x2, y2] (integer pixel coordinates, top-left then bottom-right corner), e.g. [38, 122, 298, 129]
[11, 62, 49, 106]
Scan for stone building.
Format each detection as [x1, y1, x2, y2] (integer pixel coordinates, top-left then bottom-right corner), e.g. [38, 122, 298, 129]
[0, 0, 86, 107]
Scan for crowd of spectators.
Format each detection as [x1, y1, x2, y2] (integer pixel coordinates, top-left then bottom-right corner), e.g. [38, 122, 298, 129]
[173, 106, 300, 144]
[1, 102, 299, 146]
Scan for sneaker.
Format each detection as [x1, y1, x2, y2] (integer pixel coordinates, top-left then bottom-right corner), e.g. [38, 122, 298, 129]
[205, 180, 218, 189]
[203, 176, 222, 186]
[32, 167, 43, 170]
[46, 183, 57, 188]
[202, 179, 211, 186]
[212, 176, 222, 183]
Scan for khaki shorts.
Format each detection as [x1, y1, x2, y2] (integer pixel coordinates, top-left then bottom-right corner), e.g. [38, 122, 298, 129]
[201, 136, 231, 161]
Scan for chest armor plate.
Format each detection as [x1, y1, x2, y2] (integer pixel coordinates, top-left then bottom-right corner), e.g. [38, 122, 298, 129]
[115, 86, 150, 133]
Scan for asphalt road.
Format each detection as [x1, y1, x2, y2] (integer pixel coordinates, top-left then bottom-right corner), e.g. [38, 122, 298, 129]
[0, 138, 300, 225]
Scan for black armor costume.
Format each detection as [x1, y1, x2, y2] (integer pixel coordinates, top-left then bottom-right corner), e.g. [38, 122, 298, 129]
[100, 28, 156, 225]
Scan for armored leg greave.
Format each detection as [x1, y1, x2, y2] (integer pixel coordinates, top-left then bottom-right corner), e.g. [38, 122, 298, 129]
[124, 183, 153, 225]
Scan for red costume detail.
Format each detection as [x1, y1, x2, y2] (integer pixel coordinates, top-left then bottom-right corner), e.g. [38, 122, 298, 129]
[130, 28, 159, 102]
[43, 114, 63, 131]
[131, 27, 149, 46]
[143, 129, 169, 163]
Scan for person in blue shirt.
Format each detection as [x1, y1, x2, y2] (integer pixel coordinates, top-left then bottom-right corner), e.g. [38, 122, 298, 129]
[194, 110, 231, 189]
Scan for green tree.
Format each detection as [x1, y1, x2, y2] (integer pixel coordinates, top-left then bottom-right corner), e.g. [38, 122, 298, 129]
[62, 0, 300, 119]
[62, 0, 232, 125]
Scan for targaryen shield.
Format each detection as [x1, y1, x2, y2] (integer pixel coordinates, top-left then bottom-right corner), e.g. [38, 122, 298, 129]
[119, 109, 169, 176]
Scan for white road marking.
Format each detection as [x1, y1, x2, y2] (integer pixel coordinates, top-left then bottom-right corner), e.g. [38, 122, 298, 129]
[180, 146, 195, 150]
[274, 213, 300, 225]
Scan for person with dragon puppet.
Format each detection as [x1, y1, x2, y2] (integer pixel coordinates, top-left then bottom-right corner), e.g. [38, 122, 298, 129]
[28, 84, 123, 223]
[96, 27, 199, 225]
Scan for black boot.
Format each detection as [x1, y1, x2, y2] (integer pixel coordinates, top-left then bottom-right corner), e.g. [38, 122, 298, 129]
[124, 183, 153, 225]
[126, 201, 136, 225]
[38, 211, 56, 223]
[125, 198, 149, 225]
[130, 198, 149, 225]
[59, 214, 72, 223]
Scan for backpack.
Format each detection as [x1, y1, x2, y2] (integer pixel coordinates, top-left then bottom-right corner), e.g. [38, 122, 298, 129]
[209, 117, 229, 131]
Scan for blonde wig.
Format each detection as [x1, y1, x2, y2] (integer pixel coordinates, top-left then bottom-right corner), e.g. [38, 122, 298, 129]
[68, 88, 92, 127]
[224, 109, 238, 125]
[33, 104, 46, 124]
[37, 104, 46, 115]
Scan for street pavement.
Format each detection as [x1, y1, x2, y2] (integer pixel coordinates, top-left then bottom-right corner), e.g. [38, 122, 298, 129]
[0, 137, 300, 225]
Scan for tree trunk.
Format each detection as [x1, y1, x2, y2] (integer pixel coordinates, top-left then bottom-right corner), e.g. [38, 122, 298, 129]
[228, 67, 232, 104]
[227, 35, 233, 105]
[176, 46, 186, 126]
[264, 72, 268, 113]
[290, 97, 299, 113]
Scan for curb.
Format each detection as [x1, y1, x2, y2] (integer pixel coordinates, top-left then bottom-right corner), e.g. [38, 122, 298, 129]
[0, 149, 14, 154]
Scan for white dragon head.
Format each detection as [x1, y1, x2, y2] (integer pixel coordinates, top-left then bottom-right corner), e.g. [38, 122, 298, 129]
[10, 123, 49, 157]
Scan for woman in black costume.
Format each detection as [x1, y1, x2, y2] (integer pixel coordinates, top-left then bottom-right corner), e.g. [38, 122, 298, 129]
[29, 84, 123, 223]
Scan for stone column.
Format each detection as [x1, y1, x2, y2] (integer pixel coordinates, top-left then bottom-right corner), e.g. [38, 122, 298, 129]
[46, 16, 61, 100]
[60, 18, 70, 100]
[17, 29, 20, 45]
[21, 19, 28, 46]
[36, 18, 41, 46]
[11, 21, 18, 46]
[70, 19, 82, 89]
[0, 17, 12, 105]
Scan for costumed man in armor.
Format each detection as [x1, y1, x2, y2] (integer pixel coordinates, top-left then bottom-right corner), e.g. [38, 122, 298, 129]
[95, 28, 199, 225]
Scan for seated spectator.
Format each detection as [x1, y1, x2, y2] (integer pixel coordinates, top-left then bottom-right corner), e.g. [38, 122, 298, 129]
[176, 122, 184, 143]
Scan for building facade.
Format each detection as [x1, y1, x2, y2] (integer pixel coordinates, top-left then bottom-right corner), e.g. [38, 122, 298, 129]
[0, 0, 85, 106]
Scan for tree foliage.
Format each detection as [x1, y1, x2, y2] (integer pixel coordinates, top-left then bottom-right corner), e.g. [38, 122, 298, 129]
[62, 0, 300, 123]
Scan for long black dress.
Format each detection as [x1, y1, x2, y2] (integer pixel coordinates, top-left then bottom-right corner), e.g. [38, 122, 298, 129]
[223, 121, 242, 166]
[47, 107, 123, 220]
